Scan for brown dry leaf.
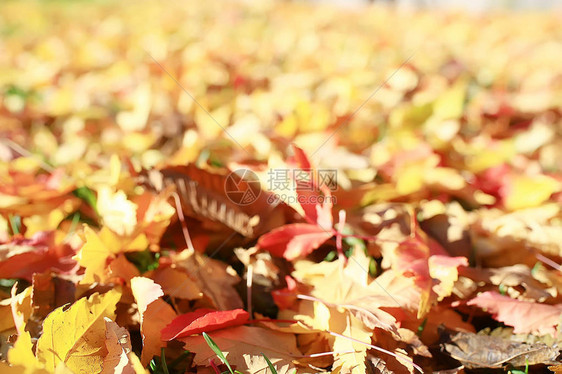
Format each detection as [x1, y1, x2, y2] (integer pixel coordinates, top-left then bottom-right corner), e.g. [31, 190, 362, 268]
[460, 264, 554, 302]
[180, 326, 304, 374]
[101, 318, 147, 374]
[133, 189, 176, 247]
[418, 200, 472, 259]
[444, 331, 560, 368]
[403, 306, 474, 346]
[108, 254, 141, 284]
[366, 354, 396, 374]
[147, 164, 283, 238]
[0, 297, 15, 333]
[171, 250, 243, 310]
[295, 332, 334, 368]
[149, 265, 202, 300]
[27, 272, 76, 337]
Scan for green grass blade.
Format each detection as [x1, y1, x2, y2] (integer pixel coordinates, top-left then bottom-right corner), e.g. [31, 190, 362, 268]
[261, 353, 278, 374]
[73, 186, 98, 212]
[161, 348, 170, 374]
[203, 332, 234, 374]
[8, 214, 20, 235]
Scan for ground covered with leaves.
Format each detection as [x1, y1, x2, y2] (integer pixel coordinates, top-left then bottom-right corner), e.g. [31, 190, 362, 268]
[1, 1, 562, 373]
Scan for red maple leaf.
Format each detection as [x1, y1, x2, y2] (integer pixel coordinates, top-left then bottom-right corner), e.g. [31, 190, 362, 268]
[161, 308, 249, 340]
[257, 223, 333, 261]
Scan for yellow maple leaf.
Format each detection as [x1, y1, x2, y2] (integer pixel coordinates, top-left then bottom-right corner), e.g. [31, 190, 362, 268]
[503, 174, 560, 211]
[284, 250, 403, 373]
[74, 226, 120, 284]
[74, 226, 148, 284]
[10, 285, 32, 335]
[8, 331, 46, 371]
[36, 289, 122, 373]
[23, 198, 79, 238]
[331, 312, 372, 374]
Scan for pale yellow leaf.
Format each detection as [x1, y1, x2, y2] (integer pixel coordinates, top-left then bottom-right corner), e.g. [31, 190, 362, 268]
[131, 277, 176, 365]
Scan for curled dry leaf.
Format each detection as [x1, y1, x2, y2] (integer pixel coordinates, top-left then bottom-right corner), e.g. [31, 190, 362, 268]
[143, 164, 284, 238]
[170, 250, 244, 310]
[460, 264, 554, 302]
[101, 318, 147, 374]
[149, 265, 203, 300]
[444, 331, 560, 368]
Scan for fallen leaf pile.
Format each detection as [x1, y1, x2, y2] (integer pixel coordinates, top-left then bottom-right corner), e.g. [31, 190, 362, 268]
[1, 0, 562, 373]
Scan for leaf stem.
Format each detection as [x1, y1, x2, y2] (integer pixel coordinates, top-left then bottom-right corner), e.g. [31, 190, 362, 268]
[247, 263, 253, 320]
[209, 359, 221, 374]
[171, 191, 195, 252]
[336, 210, 346, 262]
